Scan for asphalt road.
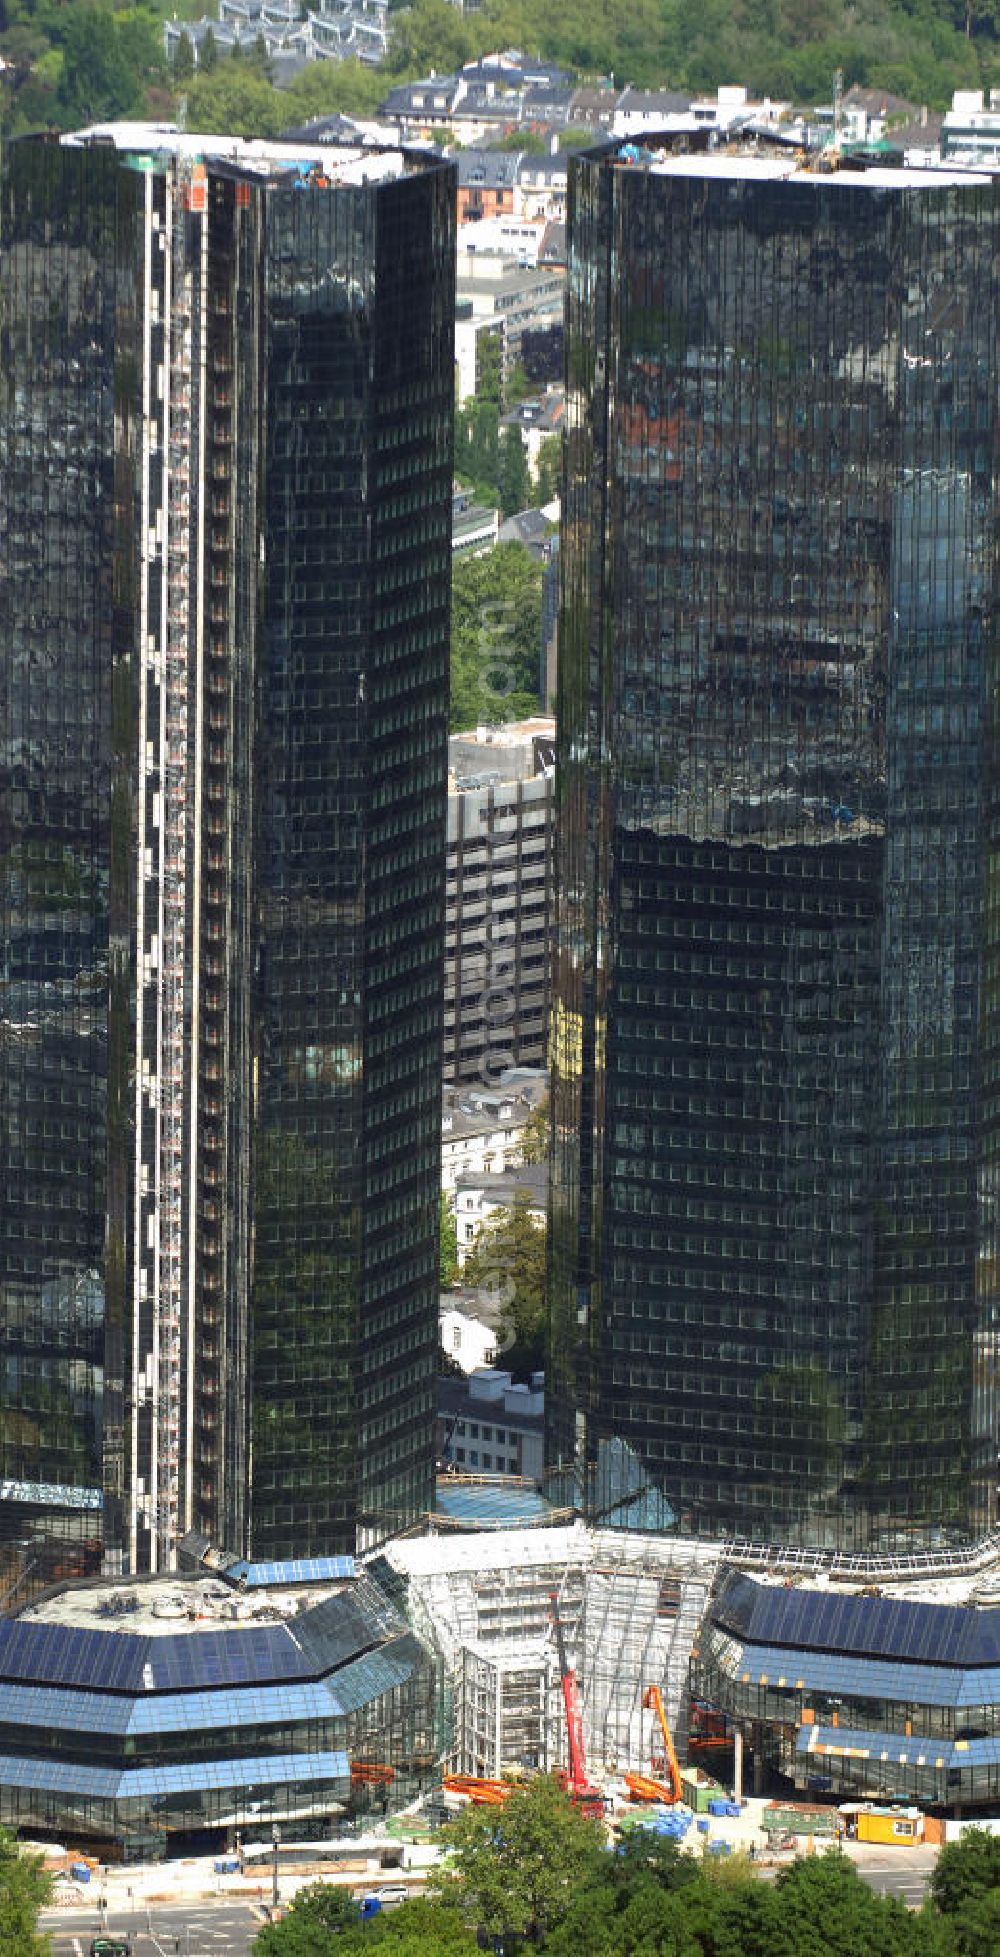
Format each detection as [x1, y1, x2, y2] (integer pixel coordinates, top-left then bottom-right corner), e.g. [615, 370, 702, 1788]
[38, 1845, 939, 1952]
[41, 1900, 261, 1956]
[853, 1846, 938, 1909]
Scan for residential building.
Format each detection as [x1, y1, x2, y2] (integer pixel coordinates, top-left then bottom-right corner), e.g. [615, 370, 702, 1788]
[457, 217, 548, 274]
[438, 1367, 545, 1478]
[611, 85, 693, 138]
[457, 149, 521, 223]
[439, 1293, 502, 1373]
[548, 133, 1000, 1552]
[499, 387, 564, 474]
[163, 0, 391, 74]
[567, 86, 622, 133]
[455, 263, 564, 388]
[497, 506, 558, 555]
[441, 1075, 547, 1192]
[446, 724, 555, 1083]
[452, 484, 500, 556]
[941, 87, 1000, 163]
[455, 1162, 547, 1267]
[0, 127, 454, 1575]
[514, 156, 568, 224]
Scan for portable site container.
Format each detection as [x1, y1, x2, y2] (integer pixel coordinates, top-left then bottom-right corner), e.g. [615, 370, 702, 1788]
[839, 1804, 924, 1847]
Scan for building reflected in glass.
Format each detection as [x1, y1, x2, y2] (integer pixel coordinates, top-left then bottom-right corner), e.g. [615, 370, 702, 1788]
[0, 130, 454, 1574]
[548, 138, 1000, 1549]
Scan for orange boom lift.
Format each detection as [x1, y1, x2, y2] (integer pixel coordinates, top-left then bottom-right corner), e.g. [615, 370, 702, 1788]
[624, 1684, 683, 1805]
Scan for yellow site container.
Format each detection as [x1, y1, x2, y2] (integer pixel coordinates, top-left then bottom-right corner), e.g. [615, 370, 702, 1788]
[852, 1807, 924, 1847]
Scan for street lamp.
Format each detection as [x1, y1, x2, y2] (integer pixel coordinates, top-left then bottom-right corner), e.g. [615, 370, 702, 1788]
[271, 1823, 280, 1914]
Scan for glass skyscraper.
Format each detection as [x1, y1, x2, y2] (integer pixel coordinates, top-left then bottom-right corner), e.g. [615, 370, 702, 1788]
[0, 129, 454, 1573]
[548, 136, 1000, 1551]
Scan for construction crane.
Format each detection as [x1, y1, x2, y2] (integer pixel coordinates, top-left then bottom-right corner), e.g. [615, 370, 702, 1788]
[624, 1685, 683, 1805]
[548, 1593, 605, 1820]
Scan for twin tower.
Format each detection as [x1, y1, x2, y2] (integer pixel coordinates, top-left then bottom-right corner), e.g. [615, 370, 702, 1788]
[2, 127, 999, 1573]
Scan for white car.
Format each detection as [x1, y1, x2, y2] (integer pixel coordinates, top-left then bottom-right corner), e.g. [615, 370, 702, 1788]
[376, 1885, 409, 1907]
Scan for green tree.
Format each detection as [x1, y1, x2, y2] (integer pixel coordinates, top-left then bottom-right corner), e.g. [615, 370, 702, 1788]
[517, 1098, 549, 1165]
[54, 5, 151, 124]
[253, 1878, 362, 1953]
[0, 1827, 52, 1957]
[387, 0, 475, 75]
[281, 1895, 479, 1954]
[547, 1831, 716, 1955]
[450, 541, 543, 731]
[949, 1885, 1000, 1956]
[367, 1897, 480, 1952]
[281, 57, 385, 123]
[184, 65, 285, 138]
[440, 1191, 459, 1287]
[534, 432, 562, 506]
[499, 425, 532, 518]
[172, 28, 195, 82]
[475, 328, 503, 410]
[504, 362, 534, 406]
[199, 23, 218, 70]
[463, 1194, 547, 1373]
[455, 396, 501, 505]
[773, 1849, 937, 1955]
[431, 1773, 603, 1943]
[932, 1828, 1000, 1918]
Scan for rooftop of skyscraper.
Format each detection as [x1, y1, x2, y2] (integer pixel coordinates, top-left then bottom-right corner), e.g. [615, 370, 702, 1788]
[605, 129, 990, 187]
[19, 1571, 350, 1635]
[57, 121, 443, 186]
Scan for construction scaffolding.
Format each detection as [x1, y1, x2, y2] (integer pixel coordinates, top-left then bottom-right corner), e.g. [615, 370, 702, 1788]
[454, 1641, 549, 1779]
[155, 162, 197, 1565]
[380, 1525, 722, 1786]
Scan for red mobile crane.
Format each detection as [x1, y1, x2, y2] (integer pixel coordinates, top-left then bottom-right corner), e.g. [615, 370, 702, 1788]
[549, 1594, 605, 1820]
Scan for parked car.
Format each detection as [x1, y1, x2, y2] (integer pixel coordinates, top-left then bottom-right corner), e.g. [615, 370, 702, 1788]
[376, 1885, 409, 1908]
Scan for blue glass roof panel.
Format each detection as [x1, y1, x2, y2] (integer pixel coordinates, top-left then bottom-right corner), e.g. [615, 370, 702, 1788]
[126, 1681, 341, 1735]
[712, 1570, 1000, 1669]
[324, 1636, 422, 1717]
[711, 1634, 972, 1708]
[229, 1558, 355, 1588]
[0, 1683, 133, 1736]
[434, 1484, 554, 1526]
[0, 1755, 121, 1797]
[295, 1593, 385, 1676]
[145, 1625, 312, 1692]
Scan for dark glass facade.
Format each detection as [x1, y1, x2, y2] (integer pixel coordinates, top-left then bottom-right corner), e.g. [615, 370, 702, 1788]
[251, 159, 455, 1557]
[0, 134, 454, 1572]
[548, 140, 1000, 1550]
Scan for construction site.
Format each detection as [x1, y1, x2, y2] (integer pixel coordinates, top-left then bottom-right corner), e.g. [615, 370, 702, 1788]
[376, 1522, 723, 1803]
[6, 1506, 1000, 1859]
[376, 1513, 1000, 1821]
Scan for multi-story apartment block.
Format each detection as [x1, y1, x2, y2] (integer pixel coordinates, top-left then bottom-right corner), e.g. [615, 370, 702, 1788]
[446, 723, 554, 1085]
